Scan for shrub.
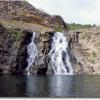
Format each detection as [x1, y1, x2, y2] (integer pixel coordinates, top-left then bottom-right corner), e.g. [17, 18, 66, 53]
[89, 52, 96, 64]
[55, 25, 63, 32]
[7, 28, 24, 41]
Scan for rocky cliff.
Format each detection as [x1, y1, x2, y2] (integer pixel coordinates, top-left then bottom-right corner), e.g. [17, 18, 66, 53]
[0, 1, 68, 33]
[0, 0, 70, 74]
[69, 27, 100, 75]
[1, 0, 99, 75]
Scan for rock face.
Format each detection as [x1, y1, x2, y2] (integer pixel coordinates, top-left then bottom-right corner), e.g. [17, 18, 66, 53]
[0, 1, 68, 32]
[1, 1, 100, 75]
[0, 0, 70, 74]
[0, 24, 25, 74]
[15, 31, 54, 75]
[69, 27, 100, 75]
[2, 0, 100, 75]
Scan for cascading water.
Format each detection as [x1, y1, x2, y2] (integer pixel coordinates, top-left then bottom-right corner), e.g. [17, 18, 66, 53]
[26, 31, 73, 75]
[47, 32, 73, 75]
[26, 32, 38, 75]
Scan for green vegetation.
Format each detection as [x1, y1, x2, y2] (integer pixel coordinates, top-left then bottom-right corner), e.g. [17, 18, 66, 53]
[89, 52, 96, 64]
[7, 28, 24, 42]
[67, 23, 95, 30]
[0, 18, 53, 33]
[55, 25, 63, 32]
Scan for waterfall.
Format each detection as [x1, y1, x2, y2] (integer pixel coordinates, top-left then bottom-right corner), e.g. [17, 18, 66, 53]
[47, 32, 73, 75]
[26, 31, 73, 75]
[26, 32, 38, 75]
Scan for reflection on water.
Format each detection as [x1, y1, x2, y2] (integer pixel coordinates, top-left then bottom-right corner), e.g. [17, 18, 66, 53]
[26, 75, 73, 97]
[0, 75, 100, 97]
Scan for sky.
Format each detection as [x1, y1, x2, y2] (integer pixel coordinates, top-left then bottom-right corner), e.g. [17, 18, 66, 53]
[27, 0, 100, 25]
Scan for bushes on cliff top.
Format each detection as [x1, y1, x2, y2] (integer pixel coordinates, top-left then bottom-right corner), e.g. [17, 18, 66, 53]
[67, 23, 93, 30]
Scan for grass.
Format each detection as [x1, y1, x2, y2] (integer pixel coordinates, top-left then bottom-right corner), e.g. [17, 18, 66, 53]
[0, 18, 54, 33]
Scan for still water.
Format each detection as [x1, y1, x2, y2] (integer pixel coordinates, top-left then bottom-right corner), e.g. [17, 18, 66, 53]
[0, 75, 100, 97]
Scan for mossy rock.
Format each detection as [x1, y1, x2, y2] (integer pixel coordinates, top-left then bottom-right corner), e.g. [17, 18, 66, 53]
[89, 52, 96, 64]
[7, 28, 24, 42]
[55, 25, 63, 32]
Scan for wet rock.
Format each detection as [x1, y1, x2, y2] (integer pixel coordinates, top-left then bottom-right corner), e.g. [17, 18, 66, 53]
[14, 31, 32, 74]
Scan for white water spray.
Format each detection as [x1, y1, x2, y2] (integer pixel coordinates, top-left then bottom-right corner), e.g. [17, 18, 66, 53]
[26, 32, 38, 75]
[47, 32, 73, 75]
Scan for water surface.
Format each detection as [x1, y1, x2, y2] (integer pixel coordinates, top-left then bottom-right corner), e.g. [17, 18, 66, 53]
[0, 75, 100, 97]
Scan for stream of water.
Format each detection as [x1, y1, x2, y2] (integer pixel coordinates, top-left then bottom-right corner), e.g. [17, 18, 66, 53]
[47, 32, 73, 75]
[26, 32, 38, 75]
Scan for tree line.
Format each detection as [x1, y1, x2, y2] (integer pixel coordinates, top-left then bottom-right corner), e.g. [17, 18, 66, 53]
[67, 23, 96, 30]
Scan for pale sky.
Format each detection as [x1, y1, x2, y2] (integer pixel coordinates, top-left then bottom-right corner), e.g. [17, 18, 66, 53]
[27, 0, 100, 25]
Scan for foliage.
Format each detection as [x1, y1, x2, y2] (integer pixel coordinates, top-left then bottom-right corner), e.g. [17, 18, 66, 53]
[89, 52, 96, 64]
[67, 23, 94, 30]
[7, 28, 24, 41]
[55, 25, 63, 32]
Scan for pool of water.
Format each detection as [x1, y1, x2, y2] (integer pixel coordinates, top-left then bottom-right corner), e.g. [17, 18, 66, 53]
[0, 75, 100, 97]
